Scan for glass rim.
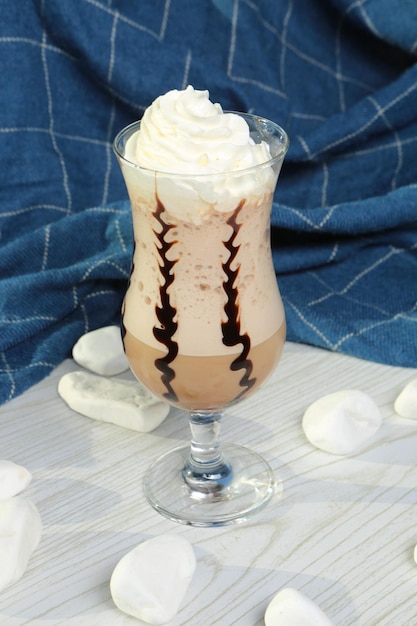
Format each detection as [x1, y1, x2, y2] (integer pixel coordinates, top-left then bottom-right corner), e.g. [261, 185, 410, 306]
[113, 111, 289, 178]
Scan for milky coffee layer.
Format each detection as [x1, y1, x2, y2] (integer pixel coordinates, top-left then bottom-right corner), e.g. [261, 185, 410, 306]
[122, 187, 284, 357]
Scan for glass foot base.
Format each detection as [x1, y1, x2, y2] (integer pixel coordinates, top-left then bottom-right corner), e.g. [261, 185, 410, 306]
[143, 443, 276, 527]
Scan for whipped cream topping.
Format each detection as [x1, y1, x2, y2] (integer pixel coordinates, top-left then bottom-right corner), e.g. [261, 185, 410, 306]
[132, 85, 272, 174]
[118, 85, 288, 222]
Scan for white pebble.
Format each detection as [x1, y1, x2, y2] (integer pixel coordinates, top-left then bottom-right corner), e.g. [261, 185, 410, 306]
[394, 377, 417, 419]
[72, 326, 128, 376]
[110, 534, 196, 624]
[302, 389, 381, 455]
[414, 544, 417, 564]
[58, 371, 169, 432]
[265, 587, 334, 626]
[0, 497, 42, 592]
[0, 460, 32, 501]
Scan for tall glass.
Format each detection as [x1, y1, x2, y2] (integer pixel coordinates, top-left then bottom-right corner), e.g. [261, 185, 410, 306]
[113, 113, 289, 526]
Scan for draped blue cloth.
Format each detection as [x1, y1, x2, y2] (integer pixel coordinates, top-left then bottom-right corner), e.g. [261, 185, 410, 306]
[1, 0, 416, 403]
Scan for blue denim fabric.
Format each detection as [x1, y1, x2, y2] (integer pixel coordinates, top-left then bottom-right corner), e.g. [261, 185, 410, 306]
[1, 0, 416, 403]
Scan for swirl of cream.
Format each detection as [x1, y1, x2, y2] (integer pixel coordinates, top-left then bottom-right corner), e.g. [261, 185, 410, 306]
[133, 86, 272, 174]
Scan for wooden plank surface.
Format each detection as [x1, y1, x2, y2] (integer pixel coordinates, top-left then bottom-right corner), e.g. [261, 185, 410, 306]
[0, 342, 416, 625]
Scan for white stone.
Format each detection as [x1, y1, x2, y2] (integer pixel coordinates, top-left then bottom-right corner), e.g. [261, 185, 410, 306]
[0, 460, 32, 501]
[413, 544, 417, 565]
[394, 377, 417, 419]
[302, 389, 381, 455]
[110, 534, 196, 625]
[72, 326, 128, 376]
[0, 497, 42, 592]
[264, 587, 334, 626]
[58, 371, 169, 432]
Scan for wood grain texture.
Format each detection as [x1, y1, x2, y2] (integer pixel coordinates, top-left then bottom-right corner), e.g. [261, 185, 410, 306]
[0, 342, 416, 625]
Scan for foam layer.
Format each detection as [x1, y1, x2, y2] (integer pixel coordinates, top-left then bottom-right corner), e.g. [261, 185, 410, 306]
[122, 195, 284, 355]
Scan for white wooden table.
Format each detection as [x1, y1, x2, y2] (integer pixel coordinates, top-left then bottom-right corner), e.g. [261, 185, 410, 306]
[1, 342, 417, 625]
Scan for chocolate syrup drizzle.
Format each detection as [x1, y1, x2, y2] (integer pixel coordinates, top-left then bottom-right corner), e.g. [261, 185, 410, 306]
[221, 201, 256, 400]
[152, 195, 179, 402]
[150, 195, 255, 404]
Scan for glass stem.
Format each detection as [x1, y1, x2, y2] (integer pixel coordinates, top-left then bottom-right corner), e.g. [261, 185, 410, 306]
[182, 412, 233, 494]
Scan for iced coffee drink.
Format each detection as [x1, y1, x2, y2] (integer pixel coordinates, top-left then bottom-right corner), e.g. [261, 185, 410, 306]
[115, 87, 287, 411]
[114, 86, 289, 526]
